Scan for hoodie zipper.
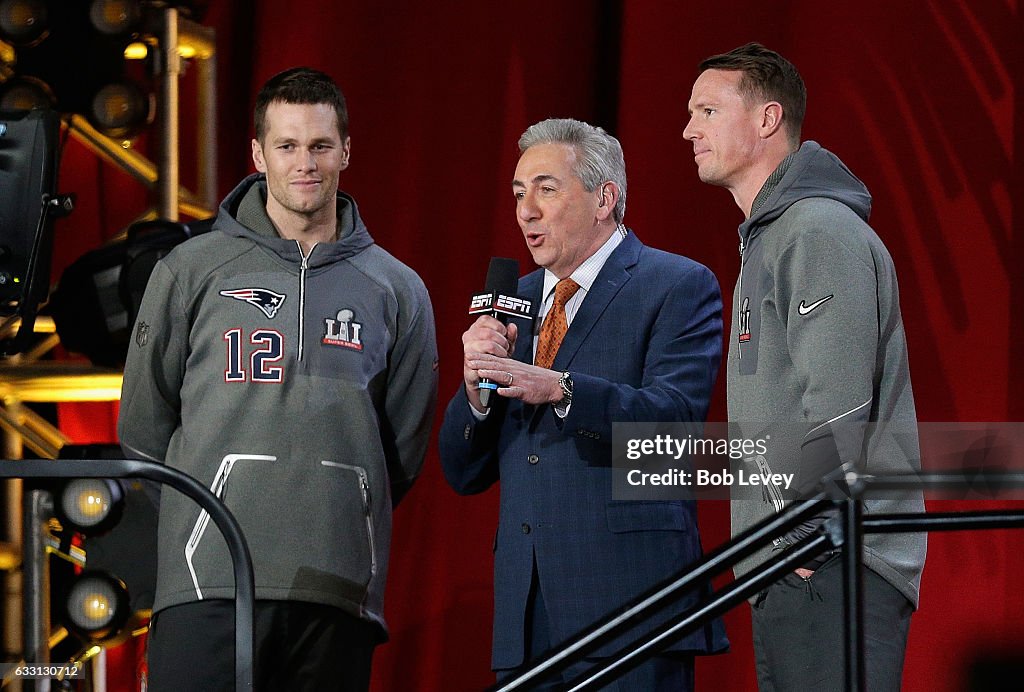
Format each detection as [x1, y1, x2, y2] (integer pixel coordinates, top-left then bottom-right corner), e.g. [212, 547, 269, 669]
[737, 239, 745, 361]
[296, 241, 316, 362]
[357, 470, 377, 577]
[752, 453, 786, 513]
[320, 460, 378, 578]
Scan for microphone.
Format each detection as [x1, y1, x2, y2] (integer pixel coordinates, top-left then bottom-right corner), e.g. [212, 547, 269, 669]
[468, 257, 534, 408]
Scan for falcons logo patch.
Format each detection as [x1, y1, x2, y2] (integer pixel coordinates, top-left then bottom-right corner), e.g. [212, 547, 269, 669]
[219, 288, 286, 319]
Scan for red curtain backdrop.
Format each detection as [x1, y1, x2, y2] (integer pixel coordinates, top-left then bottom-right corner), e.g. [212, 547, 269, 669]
[50, 1, 1022, 690]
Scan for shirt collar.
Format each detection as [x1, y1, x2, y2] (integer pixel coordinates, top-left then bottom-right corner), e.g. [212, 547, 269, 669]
[541, 224, 628, 301]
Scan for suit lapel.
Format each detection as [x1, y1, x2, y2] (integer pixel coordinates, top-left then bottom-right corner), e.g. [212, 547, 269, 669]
[551, 233, 641, 371]
[511, 235, 641, 426]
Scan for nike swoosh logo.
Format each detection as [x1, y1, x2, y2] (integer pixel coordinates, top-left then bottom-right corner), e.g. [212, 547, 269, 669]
[798, 295, 834, 315]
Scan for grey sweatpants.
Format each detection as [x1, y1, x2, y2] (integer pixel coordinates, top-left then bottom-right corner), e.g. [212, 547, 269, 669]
[751, 557, 913, 691]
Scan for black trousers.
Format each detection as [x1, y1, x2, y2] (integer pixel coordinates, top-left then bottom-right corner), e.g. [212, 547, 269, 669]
[147, 600, 378, 692]
[751, 557, 913, 691]
[496, 561, 695, 691]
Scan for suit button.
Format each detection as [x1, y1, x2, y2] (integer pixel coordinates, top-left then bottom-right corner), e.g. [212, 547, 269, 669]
[521, 523, 531, 534]
[527, 454, 539, 465]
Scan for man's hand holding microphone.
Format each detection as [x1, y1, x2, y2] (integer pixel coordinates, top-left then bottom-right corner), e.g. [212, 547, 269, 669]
[462, 258, 565, 412]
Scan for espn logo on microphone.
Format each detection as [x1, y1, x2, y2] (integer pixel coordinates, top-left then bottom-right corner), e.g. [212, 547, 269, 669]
[469, 292, 494, 312]
[468, 292, 534, 319]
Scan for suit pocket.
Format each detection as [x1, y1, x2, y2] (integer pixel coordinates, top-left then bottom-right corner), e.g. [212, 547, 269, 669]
[605, 500, 688, 533]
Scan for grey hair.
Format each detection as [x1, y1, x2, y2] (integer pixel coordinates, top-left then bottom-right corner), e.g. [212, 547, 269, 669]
[518, 118, 627, 222]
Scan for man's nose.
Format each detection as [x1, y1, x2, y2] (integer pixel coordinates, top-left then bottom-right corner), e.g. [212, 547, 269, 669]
[297, 148, 317, 170]
[517, 193, 539, 222]
[683, 117, 698, 141]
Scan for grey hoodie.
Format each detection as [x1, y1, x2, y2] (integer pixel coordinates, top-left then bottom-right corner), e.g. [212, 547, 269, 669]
[728, 142, 926, 607]
[119, 174, 438, 634]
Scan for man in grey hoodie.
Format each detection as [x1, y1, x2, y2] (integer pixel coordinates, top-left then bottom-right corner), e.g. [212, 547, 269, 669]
[683, 43, 926, 690]
[119, 68, 437, 691]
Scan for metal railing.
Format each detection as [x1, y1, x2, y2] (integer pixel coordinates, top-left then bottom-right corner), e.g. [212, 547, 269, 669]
[0, 458, 254, 692]
[494, 470, 1024, 691]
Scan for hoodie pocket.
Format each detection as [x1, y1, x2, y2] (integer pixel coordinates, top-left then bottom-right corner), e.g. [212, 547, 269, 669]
[185, 453, 276, 600]
[320, 461, 378, 587]
[749, 453, 787, 513]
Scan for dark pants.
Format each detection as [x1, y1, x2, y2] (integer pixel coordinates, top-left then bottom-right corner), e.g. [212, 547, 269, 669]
[496, 564, 695, 692]
[147, 600, 378, 692]
[751, 558, 913, 692]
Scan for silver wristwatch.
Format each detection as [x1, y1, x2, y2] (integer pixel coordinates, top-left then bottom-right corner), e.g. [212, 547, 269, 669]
[557, 371, 574, 408]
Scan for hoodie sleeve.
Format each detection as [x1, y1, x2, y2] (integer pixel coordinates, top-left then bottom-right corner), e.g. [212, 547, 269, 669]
[118, 259, 189, 462]
[773, 213, 877, 494]
[382, 279, 438, 507]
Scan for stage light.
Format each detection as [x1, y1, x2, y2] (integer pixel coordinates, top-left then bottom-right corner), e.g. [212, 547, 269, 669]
[0, 108, 62, 354]
[55, 479, 125, 536]
[57, 446, 159, 615]
[89, 0, 141, 36]
[0, 0, 49, 47]
[88, 80, 152, 139]
[123, 40, 148, 59]
[51, 218, 202, 366]
[62, 571, 131, 642]
[0, 74, 54, 110]
[4, 0, 148, 123]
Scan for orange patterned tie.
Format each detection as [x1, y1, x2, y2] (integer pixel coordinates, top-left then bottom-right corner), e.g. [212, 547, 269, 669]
[534, 278, 580, 369]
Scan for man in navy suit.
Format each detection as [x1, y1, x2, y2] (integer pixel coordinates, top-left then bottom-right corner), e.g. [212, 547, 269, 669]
[439, 118, 727, 690]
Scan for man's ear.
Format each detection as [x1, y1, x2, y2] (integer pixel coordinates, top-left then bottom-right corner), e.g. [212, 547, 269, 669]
[252, 138, 267, 172]
[339, 136, 351, 171]
[596, 182, 618, 221]
[760, 102, 784, 139]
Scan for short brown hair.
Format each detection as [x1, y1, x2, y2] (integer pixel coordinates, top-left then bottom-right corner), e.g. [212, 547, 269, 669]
[253, 67, 349, 143]
[699, 43, 806, 145]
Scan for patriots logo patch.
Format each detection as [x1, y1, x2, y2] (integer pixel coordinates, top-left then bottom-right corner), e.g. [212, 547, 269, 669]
[220, 288, 286, 319]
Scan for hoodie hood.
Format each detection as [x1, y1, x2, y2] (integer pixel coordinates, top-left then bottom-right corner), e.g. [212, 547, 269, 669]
[739, 141, 872, 246]
[214, 173, 374, 268]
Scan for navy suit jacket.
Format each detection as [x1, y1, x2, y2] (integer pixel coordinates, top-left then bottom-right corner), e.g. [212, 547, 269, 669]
[439, 233, 728, 669]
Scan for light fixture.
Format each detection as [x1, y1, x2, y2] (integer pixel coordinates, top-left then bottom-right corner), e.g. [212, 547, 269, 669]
[62, 570, 131, 643]
[0, 108, 61, 355]
[122, 41, 203, 60]
[57, 445, 159, 615]
[0, 74, 54, 110]
[55, 478, 125, 536]
[51, 218, 200, 367]
[0, 0, 49, 48]
[122, 40, 147, 59]
[3, 0, 152, 128]
[88, 0, 141, 36]
[88, 80, 152, 139]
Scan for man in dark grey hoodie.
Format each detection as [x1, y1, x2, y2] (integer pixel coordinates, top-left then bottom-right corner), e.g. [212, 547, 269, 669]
[683, 43, 926, 690]
[119, 68, 437, 691]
